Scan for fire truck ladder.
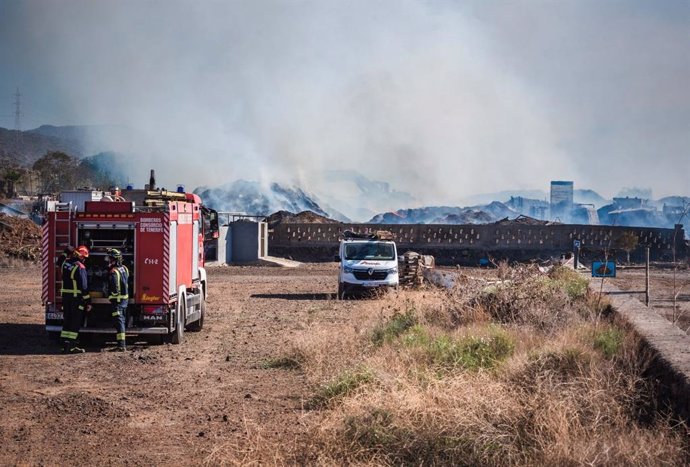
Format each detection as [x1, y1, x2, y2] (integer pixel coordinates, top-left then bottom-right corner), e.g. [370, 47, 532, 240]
[54, 202, 75, 251]
[52, 202, 75, 297]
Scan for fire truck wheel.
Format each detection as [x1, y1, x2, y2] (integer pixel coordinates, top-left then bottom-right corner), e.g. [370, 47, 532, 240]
[171, 299, 185, 344]
[188, 289, 205, 332]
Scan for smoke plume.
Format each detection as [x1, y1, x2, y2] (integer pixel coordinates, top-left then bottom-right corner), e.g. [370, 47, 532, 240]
[1, 0, 687, 204]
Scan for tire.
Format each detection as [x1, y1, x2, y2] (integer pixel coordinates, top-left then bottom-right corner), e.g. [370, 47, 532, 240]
[187, 289, 205, 332]
[338, 282, 346, 300]
[47, 331, 60, 342]
[170, 298, 185, 344]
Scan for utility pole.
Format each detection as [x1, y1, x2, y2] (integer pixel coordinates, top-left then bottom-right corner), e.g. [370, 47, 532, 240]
[13, 87, 23, 145]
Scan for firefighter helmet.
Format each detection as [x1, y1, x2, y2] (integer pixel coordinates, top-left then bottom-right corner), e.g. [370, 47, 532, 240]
[106, 248, 122, 260]
[75, 245, 90, 258]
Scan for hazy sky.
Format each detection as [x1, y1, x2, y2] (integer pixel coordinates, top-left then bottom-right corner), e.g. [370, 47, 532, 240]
[0, 0, 688, 203]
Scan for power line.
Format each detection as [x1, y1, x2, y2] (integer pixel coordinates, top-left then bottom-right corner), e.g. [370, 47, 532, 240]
[13, 87, 23, 145]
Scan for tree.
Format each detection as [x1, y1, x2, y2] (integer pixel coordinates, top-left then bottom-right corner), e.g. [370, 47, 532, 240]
[3, 168, 23, 197]
[616, 231, 639, 264]
[32, 151, 80, 194]
[78, 152, 120, 189]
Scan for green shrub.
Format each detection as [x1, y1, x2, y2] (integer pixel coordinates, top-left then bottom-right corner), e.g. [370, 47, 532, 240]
[550, 266, 589, 301]
[372, 309, 418, 346]
[592, 327, 624, 359]
[404, 326, 514, 371]
[429, 332, 514, 371]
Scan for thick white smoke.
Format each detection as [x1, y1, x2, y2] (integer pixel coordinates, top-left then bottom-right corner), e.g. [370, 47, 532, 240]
[2, 0, 688, 203]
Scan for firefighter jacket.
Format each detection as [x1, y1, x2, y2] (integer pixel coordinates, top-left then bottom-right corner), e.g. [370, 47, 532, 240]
[61, 258, 90, 302]
[108, 264, 129, 303]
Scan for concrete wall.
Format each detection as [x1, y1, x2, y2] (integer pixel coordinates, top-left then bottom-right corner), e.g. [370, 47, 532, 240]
[269, 223, 686, 265]
[217, 224, 230, 263]
[213, 221, 269, 264]
[595, 281, 690, 423]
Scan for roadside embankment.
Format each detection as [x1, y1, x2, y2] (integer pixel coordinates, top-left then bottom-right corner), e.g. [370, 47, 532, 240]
[593, 280, 690, 422]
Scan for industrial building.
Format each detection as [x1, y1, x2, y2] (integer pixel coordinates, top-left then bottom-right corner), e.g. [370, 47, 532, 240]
[550, 181, 574, 222]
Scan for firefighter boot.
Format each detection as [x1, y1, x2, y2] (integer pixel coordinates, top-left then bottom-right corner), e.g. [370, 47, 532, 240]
[63, 342, 85, 353]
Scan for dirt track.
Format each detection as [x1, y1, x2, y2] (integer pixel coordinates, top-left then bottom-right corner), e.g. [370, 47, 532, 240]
[4, 262, 689, 465]
[0, 263, 350, 466]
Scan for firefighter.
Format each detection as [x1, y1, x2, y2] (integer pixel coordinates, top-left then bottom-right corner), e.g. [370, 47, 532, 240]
[60, 245, 91, 353]
[56, 245, 75, 269]
[106, 248, 129, 351]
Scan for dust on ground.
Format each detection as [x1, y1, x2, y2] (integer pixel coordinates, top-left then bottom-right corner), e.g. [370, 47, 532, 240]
[2, 261, 689, 465]
[0, 262, 351, 466]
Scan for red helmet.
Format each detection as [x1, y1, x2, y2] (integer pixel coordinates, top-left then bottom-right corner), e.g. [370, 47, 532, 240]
[75, 245, 90, 258]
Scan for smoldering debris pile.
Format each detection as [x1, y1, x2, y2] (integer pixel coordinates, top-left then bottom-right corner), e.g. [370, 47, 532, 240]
[266, 210, 340, 229]
[0, 213, 41, 261]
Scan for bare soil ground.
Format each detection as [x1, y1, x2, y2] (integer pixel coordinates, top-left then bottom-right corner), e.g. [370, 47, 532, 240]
[2, 262, 688, 465]
[0, 262, 350, 466]
[605, 265, 690, 333]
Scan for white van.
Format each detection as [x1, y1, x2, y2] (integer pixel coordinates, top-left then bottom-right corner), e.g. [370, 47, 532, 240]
[336, 232, 399, 299]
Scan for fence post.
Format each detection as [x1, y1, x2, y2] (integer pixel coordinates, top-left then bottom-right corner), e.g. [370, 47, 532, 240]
[645, 246, 650, 307]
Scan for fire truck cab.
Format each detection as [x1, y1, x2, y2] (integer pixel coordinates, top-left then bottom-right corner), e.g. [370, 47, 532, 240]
[41, 183, 218, 344]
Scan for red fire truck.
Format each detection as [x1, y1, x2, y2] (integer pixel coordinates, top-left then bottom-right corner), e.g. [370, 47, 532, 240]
[41, 182, 218, 344]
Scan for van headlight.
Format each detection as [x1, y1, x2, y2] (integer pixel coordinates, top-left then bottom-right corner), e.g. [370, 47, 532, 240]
[343, 265, 355, 274]
[387, 267, 398, 274]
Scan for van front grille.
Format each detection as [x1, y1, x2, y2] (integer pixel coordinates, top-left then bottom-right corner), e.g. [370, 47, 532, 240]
[353, 270, 389, 281]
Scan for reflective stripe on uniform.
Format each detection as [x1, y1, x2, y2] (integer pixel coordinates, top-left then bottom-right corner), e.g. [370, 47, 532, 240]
[61, 263, 82, 296]
[82, 294, 90, 300]
[60, 330, 78, 340]
[108, 295, 129, 301]
[116, 332, 126, 341]
[108, 267, 129, 301]
[112, 311, 120, 317]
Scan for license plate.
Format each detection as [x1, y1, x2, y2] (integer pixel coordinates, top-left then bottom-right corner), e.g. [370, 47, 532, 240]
[46, 312, 64, 320]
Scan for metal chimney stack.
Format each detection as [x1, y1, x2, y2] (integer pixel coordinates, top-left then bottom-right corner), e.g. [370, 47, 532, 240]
[149, 169, 156, 191]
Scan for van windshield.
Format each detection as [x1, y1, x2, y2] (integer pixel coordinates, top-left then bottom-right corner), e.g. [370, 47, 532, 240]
[344, 242, 395, 261]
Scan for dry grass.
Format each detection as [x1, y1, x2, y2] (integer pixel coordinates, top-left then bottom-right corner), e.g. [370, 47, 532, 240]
[222, 265, 690, 465]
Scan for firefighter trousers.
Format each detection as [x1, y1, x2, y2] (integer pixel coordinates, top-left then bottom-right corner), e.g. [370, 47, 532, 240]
[111, 300, 128, 347]
[61, 295, 85, 349]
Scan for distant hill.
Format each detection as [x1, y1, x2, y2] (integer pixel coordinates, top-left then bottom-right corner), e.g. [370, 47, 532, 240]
[0, 126, 85, 167]
[0, 124, 139, 170]
[27, 125, 91, 141]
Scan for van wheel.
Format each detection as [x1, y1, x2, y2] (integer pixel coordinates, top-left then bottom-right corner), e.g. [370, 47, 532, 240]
[188, 289, 205, 332]
[338, 283, 346, 300]
[171, 299, 185, 344]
